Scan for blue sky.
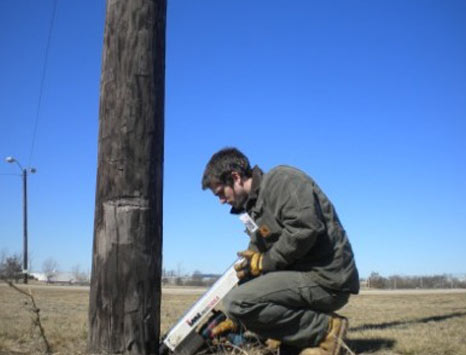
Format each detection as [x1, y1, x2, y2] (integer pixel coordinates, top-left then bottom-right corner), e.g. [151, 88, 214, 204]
[1, 0, 465, 278]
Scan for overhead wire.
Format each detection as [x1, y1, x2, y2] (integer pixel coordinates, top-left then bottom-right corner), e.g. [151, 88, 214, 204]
[27, 0, 59, 168]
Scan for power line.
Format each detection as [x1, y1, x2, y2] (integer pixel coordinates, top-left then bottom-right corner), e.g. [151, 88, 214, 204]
[27, 0, 59, 168]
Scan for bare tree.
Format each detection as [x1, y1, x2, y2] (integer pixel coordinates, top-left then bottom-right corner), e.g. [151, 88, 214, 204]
[176, 262, 184, 277]
[187, 270, 204, 287]
[72, 264, 89, 284]
[0, 253, 22, 282]
[28, 251, 34, 275]
[42, 258, 59, 283]
[0, 248, 8, 266]
[88, 0, 166, 354]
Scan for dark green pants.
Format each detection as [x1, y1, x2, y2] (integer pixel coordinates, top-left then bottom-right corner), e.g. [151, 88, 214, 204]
[223, 271, 349, 348]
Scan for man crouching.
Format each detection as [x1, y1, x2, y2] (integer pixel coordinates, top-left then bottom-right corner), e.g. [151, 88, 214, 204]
[202, 147, 359, 355]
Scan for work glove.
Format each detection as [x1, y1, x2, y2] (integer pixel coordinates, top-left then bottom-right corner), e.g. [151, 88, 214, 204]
[210, 318, 238, 337]
[234, 250, 263, 279]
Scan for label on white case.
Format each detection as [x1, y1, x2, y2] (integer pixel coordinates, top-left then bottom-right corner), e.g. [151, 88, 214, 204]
[239, 213, 258, 233]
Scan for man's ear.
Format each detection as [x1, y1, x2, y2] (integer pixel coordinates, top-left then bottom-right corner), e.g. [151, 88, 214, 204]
[231, 171, 242, 184]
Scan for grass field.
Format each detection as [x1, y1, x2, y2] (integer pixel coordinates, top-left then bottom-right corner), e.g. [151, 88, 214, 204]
[0, 284, 465, 354]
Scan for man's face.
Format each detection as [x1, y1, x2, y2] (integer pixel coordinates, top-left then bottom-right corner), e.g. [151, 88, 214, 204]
[211, 173, 249, 210]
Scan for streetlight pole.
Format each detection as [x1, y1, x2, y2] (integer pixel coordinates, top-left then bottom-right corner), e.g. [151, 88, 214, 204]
[5, 156, 36, 284]
[22, 167, 28, 284]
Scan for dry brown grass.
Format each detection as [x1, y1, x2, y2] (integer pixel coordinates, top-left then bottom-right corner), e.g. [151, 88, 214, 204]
[1, 284, 465, 354]
[340, 292, 466, 354]
[0, 284, 88, 355]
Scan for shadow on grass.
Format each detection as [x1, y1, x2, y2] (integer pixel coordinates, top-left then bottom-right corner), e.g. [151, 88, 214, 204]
[347, 337, 396, 353]
[350, 311, 466, 332]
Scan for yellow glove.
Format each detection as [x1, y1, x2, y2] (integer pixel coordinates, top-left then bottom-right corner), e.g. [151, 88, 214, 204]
[210, 319, 238, 337]
[235, 250, 263, 279]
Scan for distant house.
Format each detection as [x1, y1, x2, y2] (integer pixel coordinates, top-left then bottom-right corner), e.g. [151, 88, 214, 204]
[30, 272, 78, 284]
[30, 272, 47, 282]
[50, 272, 75, 283]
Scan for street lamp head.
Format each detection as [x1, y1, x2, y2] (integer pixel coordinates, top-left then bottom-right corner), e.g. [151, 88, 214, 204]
[30, 168, 37, 174]
[5, 156, 26, 171]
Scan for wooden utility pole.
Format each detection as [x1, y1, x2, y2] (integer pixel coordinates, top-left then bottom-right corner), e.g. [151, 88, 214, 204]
[88, 0, 166, 354]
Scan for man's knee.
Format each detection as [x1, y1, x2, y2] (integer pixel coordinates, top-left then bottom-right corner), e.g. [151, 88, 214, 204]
[223, 287, 242, 320]
[223, 285, 256, 321]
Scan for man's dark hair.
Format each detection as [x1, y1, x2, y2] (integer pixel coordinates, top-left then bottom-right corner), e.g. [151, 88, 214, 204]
[202, 147, 253, 190]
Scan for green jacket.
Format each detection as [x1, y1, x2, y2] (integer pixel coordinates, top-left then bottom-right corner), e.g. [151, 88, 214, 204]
[232, 165, 359, 294]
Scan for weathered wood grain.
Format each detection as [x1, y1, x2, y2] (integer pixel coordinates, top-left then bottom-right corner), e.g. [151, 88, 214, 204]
[88, 0, 166, 354]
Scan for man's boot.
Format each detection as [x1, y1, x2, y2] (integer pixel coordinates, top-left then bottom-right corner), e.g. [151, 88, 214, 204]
[299, 315, 348, 355]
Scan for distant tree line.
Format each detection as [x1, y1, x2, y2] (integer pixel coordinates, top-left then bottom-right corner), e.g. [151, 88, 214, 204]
[162, 268, 220, 287]
[0, 250, 89, 285]
[5, 251, 463, 289]
[162, 267, 466, 289]
[365, 272, 466, 289]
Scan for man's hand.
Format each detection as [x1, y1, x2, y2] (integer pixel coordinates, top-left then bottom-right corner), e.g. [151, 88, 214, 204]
[235, 250, 263, 279]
